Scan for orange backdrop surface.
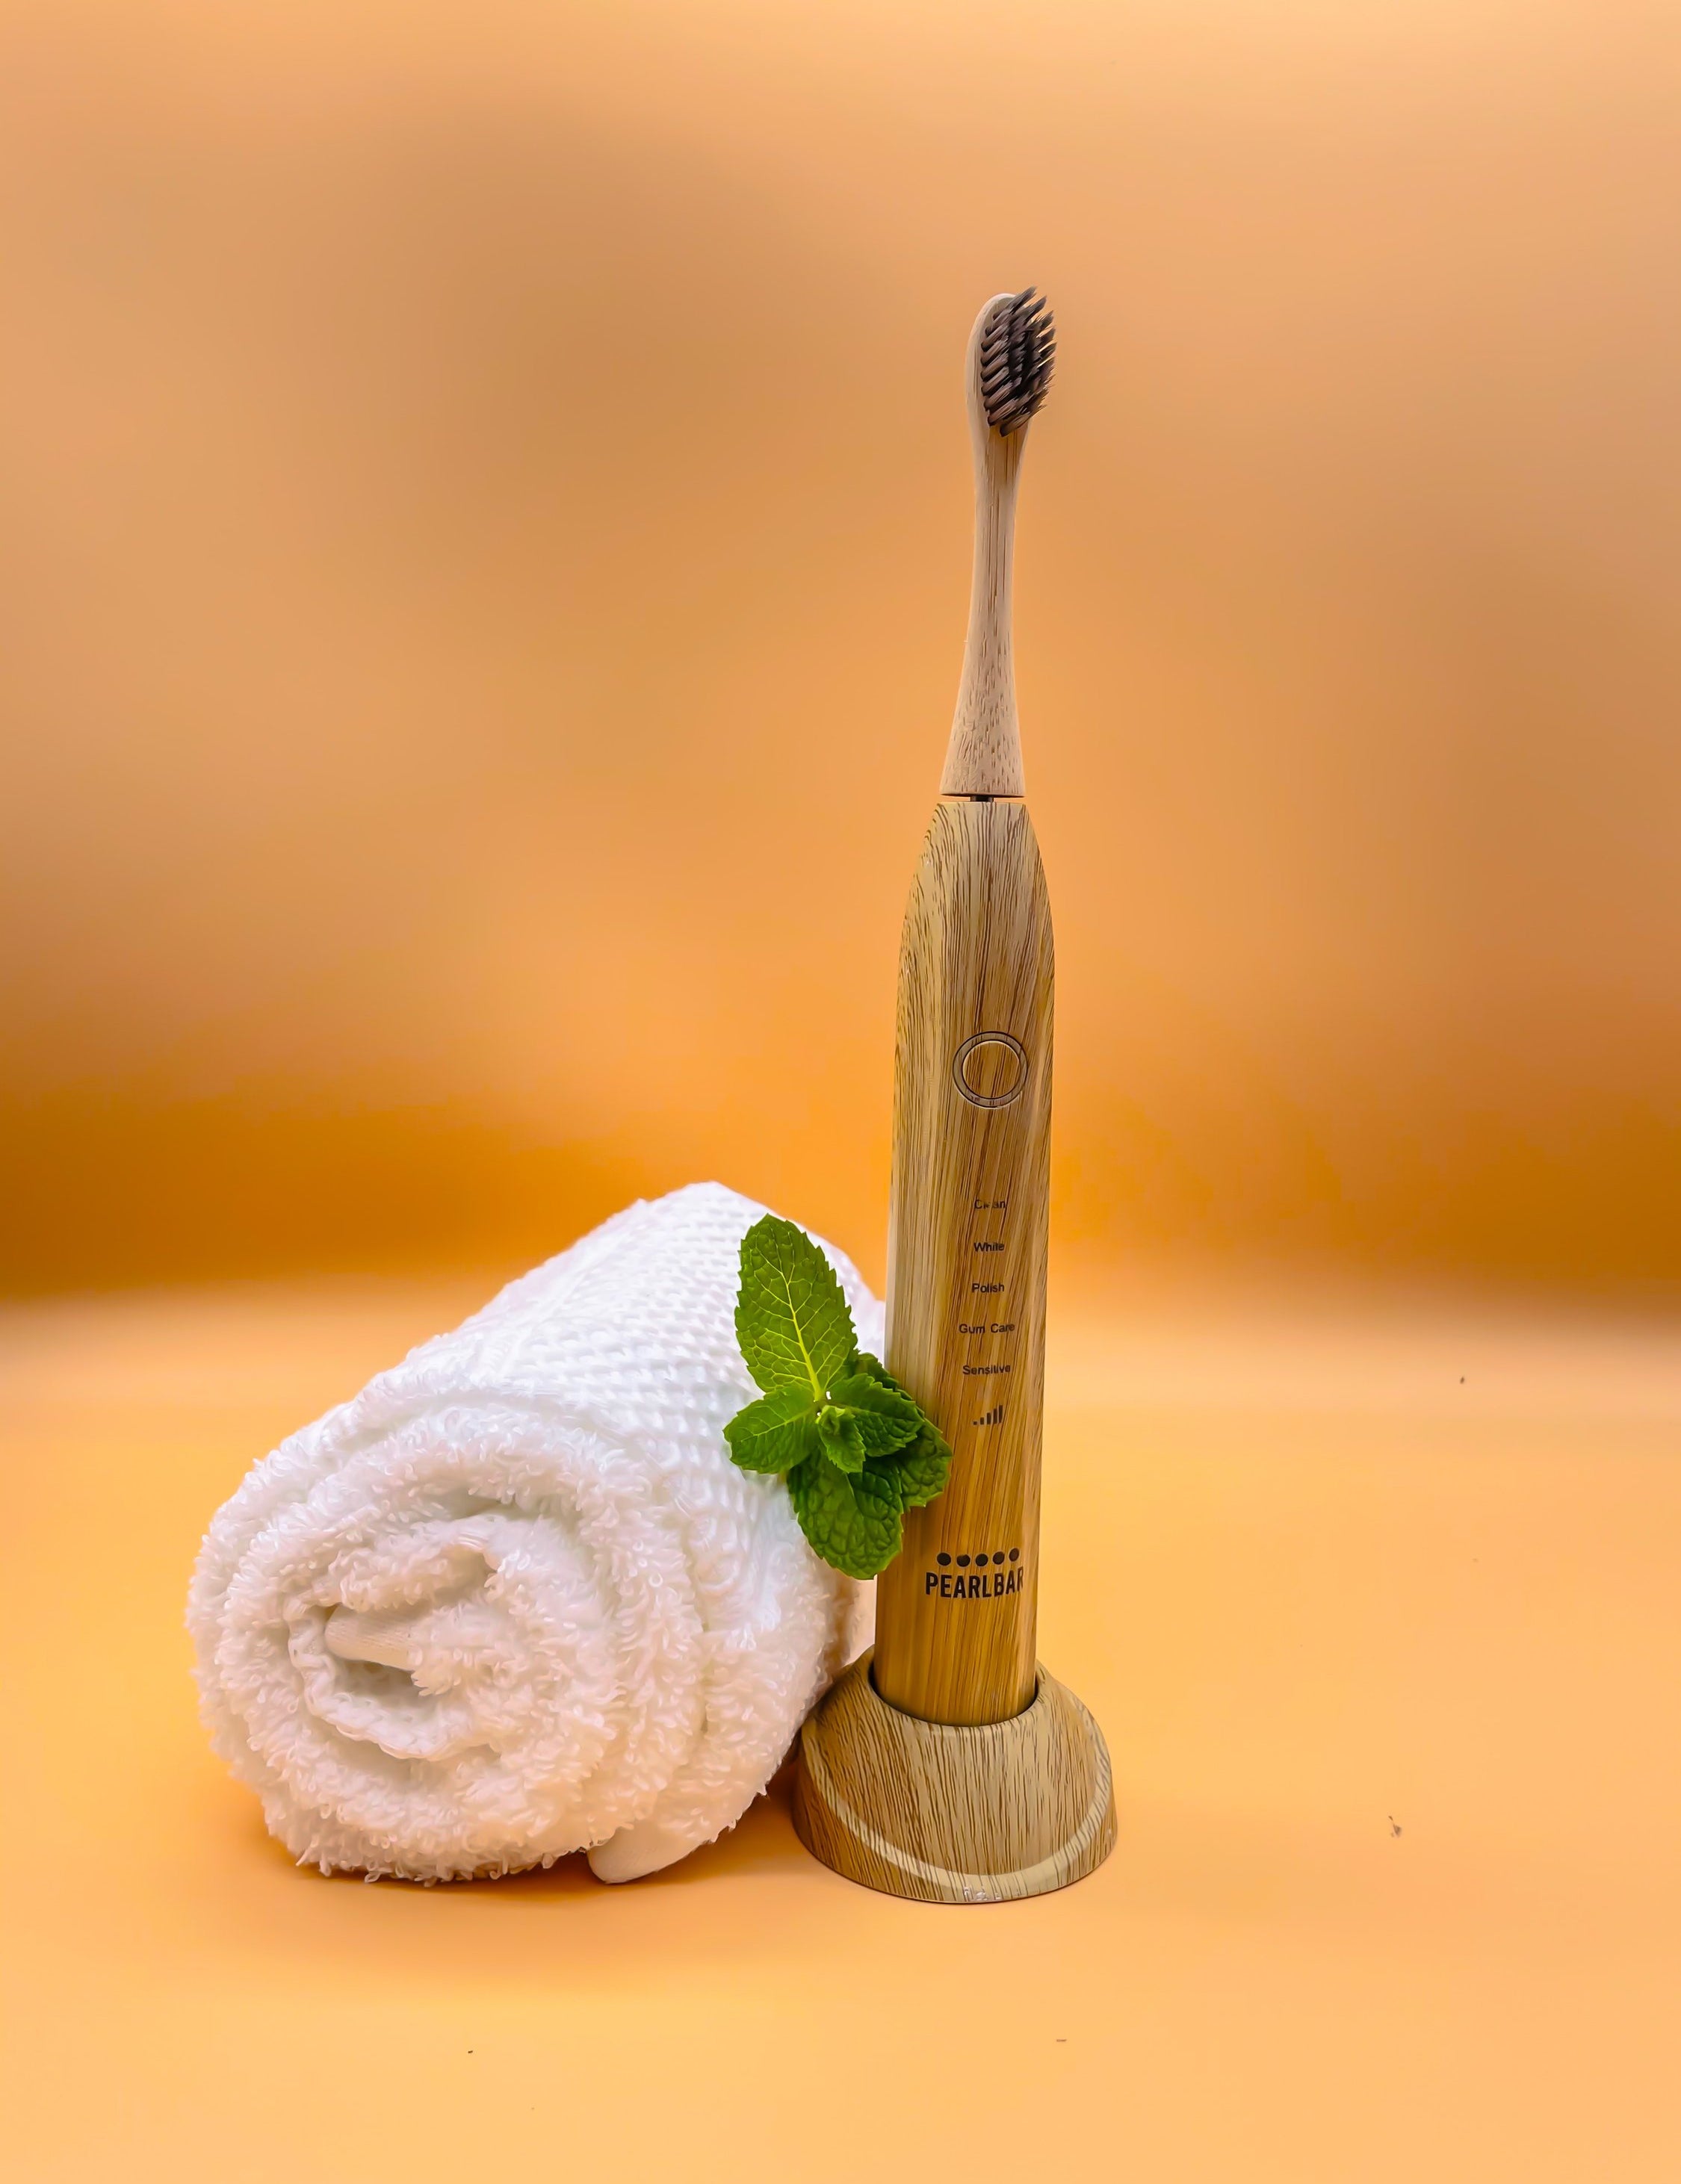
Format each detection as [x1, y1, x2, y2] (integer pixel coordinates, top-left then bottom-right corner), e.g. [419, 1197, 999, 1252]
[7, 1274, 1681, 2184]
[2, 0, 1679, 1297]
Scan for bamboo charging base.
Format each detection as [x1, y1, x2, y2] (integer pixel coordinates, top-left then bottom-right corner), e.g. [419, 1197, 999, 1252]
[793, 1651, 1116, 1904]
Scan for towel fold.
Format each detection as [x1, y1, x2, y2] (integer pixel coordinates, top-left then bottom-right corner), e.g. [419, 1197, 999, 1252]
[187, 1183, 878, 1883]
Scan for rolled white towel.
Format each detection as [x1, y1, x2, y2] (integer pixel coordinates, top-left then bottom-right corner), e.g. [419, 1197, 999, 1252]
[188, 1182, 878, 1884]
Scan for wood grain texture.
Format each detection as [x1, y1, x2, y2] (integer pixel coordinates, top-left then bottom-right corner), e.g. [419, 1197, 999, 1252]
[793, 1650, 1116, 1903]
[873, 797, 1053, 1725]
[940, 294, 1030, 798]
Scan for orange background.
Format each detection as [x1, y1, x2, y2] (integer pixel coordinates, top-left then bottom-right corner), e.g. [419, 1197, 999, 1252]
[4, 0, 1679, 1300]
[5, 13, 1681, 2180]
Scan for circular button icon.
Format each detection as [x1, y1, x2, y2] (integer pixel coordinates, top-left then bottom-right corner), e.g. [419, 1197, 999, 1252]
[953, 1031, 1028, 1108]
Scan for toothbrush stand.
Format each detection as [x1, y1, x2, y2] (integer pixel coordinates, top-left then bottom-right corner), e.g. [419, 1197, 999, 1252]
[793, 1650, 1115, 1903]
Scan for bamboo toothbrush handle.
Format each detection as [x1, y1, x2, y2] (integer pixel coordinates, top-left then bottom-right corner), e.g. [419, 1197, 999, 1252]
[873, 797, 1053, 1725]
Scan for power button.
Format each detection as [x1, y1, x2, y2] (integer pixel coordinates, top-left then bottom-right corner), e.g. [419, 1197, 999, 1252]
[952, 1031, 1028, 1108]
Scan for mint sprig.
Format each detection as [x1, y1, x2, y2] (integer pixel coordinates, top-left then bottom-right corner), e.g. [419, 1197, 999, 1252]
[722, 1216, 951, 1579]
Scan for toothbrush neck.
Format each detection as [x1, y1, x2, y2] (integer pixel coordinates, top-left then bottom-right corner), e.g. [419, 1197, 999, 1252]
[941, 432, 1026, 798]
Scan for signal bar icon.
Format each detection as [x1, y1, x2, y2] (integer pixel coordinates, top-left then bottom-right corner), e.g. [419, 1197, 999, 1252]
[972, 1403, 1006, 1427]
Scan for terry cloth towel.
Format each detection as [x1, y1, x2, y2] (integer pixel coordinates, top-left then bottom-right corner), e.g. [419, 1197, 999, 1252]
[187, 1182, 879, 1884]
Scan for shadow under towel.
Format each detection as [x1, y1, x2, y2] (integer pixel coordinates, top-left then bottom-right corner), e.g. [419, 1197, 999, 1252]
[187, 1182, 879, 1884]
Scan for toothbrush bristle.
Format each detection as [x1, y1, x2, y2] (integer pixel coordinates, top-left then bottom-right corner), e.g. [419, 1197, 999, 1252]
[979, 288, 1056, 435]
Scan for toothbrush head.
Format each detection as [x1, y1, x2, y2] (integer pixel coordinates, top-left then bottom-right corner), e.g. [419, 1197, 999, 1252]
[979, 288, 1056, 435]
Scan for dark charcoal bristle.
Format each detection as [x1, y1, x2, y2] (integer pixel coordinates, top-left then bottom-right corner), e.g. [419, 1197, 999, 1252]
[979, 287, 1056, 435]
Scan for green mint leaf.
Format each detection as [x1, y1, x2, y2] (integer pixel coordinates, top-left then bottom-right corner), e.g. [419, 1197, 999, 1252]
[722, 1388, 823, 1474]
[787, 1451, 905, 1580]
[886, 1417, 953, 1510]
[734, 1216, 857, 1399]
[725, 1272, 953, 1576]
[838, 1352, 950, 1499]
[815, 1406, 867, 1474]
[828, 1371, 922, 1459]
[846, 1352, 911, 1397]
